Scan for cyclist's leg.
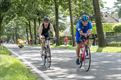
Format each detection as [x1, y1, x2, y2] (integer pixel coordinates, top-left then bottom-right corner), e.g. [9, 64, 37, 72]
[40, 36, 45, 55]
[41, 39, 45, 48]
[44, 33, 50, 47]
[76, 32, 81, 65]
[76, 34, 84, 57]
[76, 42, 81, 58]
[76, 41, 83, 65]
[76, 35, 84, 65]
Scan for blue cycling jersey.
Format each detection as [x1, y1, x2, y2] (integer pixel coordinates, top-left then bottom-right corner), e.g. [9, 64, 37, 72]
[76, 20, 92, 43]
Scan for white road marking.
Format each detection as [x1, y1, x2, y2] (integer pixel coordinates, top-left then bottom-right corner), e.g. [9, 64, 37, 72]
[7, 47, 53, 80]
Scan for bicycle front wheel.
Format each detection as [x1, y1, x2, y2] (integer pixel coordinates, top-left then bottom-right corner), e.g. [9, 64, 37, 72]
[84, 46, 91, 72]
[41, 48, 46, 66]
[44, 48, 51, 68]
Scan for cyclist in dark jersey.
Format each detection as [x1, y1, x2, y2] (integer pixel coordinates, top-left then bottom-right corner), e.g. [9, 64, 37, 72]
[38, 17, 55, 48]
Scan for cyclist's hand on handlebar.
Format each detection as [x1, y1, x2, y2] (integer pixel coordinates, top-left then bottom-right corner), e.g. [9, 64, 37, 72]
[40, 35, 45, 39]
[53, 37, 56, 40]
[82, 33, 88, 38]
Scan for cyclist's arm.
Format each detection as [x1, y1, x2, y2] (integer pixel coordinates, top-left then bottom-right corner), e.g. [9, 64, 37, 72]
[38, 23, 43, 38]
[87, 29, 92, 36]
[50, 23, 55, 37]
[87, 22, 92, 36]
[76, 20, 88, 37]
[80, 30, 85, 36]
[76, 20, 84, 35]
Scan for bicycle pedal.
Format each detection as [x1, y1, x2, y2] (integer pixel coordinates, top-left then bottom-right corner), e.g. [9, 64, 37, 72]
[47, 56, 51, 57]
[44, 55, 47, 58]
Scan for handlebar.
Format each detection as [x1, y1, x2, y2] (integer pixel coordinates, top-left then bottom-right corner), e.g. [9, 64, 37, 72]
[81, 35, 89, 40]
[41, 37, 54, 40]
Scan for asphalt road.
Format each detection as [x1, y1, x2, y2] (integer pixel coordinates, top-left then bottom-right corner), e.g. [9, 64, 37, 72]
[5, 44, 121, 80]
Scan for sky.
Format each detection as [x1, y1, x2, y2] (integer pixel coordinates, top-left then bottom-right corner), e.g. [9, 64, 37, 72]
[103, 0, 117, 8]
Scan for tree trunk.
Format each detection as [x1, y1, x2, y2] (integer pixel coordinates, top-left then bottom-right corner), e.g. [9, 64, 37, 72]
[93, 0, 106, 47]
[0, 20, 2, 45]
[26, 26, 29, 44]
[38, 18, 41, 25]
[38, 18, 41, 44]
[12, 32, 15, 43]
[0, 14, 3, 45]
[15, 28, 18, 43]
[34, 19, 37, 44]
[28, 20, 33, 44]
[54, 0, 59, 46]
[69, 0, 75, 46]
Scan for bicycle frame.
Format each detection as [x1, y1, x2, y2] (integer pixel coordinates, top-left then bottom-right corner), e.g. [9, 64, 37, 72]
[80, 39, 89, 62]
[41, 37, 53, 68]
[79, 38, 91, 72]
[41, 38, 50, 49]
[44, 39, 50, 49]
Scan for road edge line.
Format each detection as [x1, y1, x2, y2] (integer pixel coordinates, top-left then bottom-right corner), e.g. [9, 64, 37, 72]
[7, 47, 53, 80]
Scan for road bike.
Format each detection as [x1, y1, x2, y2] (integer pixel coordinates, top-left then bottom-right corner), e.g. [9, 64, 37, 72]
[79, 36, 91, 72]
[41, 37, 53, 68]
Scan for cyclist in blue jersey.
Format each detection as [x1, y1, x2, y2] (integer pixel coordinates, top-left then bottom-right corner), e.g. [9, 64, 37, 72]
[75, 15, 92, 65]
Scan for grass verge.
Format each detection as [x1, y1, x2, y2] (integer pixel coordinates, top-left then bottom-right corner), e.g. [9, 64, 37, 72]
[51, 44, 75, 49]
[51, 45, 121, 53]
[0, 46, 38, 80]
[91, 46, 121, 53]
[0, 46, 11, 55]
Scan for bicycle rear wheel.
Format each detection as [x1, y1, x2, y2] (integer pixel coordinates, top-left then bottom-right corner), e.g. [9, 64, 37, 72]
[44, 47, 51, 68]
[79, 54, 83, 68]
[84, 46, 91, 72]
[41, 48, 46, 66]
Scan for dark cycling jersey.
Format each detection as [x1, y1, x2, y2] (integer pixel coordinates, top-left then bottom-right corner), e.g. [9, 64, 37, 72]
[41, 23, 50, 37]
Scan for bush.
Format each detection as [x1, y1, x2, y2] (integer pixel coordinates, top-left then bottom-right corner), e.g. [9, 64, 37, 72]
[113, 24, 121, 33]
[103, 23, 114, 32]
[92, 23, 115, 34]
[0, 46, 10, 55]
[107, 42, 121, 47]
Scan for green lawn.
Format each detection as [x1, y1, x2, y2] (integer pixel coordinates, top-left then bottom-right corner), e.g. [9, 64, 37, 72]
[0, 46, 10, 55]
[51, 45, 121, 53]
[91, 46, 121, 53]
[0, 46, 38, 80]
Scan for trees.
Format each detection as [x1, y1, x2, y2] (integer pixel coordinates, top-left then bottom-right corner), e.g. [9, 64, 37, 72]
[0, 0, 11, 44]
[1, 0, 106, 46]
[93, 0, 106, 47]
[114, 0, 121, 18]
[68, 0, 75, 46]
[54, 0, 59, 45]
[3, 0, 42, 44]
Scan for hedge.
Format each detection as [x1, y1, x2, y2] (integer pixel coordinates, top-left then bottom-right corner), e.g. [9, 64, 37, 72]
[113, 24, 121, 33]
[92, 23, 116, 34]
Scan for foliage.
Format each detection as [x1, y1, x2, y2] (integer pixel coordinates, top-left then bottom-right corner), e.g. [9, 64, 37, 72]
[114, 0, 121, 18]
[0, 0, 105, 46]
[113, 24, 121, 33]
[0, 0, 11, 39]
[0, 0, 11, 13]
[92, 23, 116, 34]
